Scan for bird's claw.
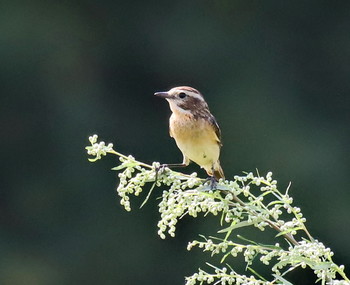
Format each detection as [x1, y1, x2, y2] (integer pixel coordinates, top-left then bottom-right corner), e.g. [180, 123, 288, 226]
[205, 176, 218, 190]
[154, 164, 168, 182]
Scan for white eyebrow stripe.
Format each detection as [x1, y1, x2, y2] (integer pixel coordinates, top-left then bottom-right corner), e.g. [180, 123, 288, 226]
[186, 91, 204, 101]
[170, 88, 204, 101]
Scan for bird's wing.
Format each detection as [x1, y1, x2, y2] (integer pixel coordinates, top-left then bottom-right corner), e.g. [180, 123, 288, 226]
[210, 116, 222, 146]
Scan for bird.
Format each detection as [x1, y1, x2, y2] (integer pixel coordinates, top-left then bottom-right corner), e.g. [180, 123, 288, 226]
[154, 86, 224, 181]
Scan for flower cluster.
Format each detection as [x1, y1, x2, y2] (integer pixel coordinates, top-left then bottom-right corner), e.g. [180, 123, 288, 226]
[86, 135, 114, 162]
[86, 135, 350, 285]
[329, 281, 350, 285]
[157, 186, 230, 239]
[188, 237, 343, 284]
[185, 266, 270, 285]
[273, 240, 337, 279]
[187, 238, 282, 265]
[115, 155, 153, 211]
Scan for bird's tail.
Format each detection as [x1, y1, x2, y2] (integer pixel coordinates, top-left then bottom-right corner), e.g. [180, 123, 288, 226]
[207, 160, 225, 180]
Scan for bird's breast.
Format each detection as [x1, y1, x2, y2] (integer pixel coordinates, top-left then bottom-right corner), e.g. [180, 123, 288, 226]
[169, 114, 220, 168]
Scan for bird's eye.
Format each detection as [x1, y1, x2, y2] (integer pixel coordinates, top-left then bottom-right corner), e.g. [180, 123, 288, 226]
[178, 92, 187, 99]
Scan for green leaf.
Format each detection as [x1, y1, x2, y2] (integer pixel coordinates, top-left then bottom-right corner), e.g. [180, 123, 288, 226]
[215, 184, 232, 191]
[312, 262, 333, 270]
[195, 185, 213, 192]
[275, 227, 303, 237]
[111, 162, 138, 171]
[247, 267, 267, 281]
[237, 235, 281, 250]
[218, 221, 253, 233]
[88, 157, 99, 162]
[237, 235, 259, 245]
[140, 182, 157, 209]
[267, 200, 285, 207]
[272, 274, 294, 285]
[220, 252, 231, 263]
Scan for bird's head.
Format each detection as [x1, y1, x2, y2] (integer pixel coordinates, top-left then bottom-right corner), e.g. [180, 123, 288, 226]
[154, 86, 209, 116]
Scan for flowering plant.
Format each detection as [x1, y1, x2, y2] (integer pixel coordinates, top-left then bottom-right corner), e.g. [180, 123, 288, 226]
[86, 135, 349, 285]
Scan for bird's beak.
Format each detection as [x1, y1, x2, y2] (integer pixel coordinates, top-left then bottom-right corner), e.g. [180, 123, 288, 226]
[154, 91, 171, 99]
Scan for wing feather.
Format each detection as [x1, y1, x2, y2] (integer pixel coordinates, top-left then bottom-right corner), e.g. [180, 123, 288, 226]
[210, 116, 222, 146]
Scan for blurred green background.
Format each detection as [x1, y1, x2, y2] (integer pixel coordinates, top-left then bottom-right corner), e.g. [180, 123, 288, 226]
[1, 1, 349, 284]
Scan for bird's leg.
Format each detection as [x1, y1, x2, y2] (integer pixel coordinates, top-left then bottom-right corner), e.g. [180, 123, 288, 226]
[205, 176, 218, 190]
[160, 162, 188, 169]
[155, 156, 189, 182]
[204, 166, 218, 190]
[160, 155, 190, 171]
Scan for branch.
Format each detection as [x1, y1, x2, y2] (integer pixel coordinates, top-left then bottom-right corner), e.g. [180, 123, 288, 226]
[86, 135, 350, 285]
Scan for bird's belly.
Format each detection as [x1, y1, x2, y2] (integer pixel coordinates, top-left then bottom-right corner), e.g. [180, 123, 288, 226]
[177, 139, 220, 167]
[170, 118, 220, 168]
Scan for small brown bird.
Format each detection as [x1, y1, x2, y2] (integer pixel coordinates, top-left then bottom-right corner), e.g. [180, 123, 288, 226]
[154, 86, 224, 180]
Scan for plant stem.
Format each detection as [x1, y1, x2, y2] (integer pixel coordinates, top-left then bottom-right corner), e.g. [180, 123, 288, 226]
[229, 194, 299, 246]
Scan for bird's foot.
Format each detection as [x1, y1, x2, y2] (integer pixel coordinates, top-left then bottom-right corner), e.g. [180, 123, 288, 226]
[205, 176, 218, 190]
[155, 162, 188, 182]
[154, 164, 168, 182]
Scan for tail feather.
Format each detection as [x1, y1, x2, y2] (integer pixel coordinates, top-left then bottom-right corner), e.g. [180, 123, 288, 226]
[206, 160, 225, 180]
[213, 163, 225, 180]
